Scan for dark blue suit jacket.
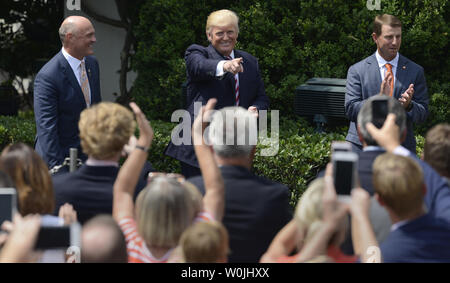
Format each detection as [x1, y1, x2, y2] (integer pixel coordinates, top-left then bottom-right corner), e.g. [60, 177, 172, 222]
[345, 53, 429, 153]
[188, 165, 291, 263]
[34, 51, 102, 168]
[52, 162, 153, 225]
[165, 44, 269, 167]
[381, 214, 450, 262]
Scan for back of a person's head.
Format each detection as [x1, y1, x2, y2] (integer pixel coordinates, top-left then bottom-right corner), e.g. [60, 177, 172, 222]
[357, 95, 406, 146]
[0, 143, 54, 215]
[295, 178, 346, 247]
[373, 153, 424, 217]
[81, 215, 128, 263]
[135, 176, 196, 249]
[79, 102, 135, 160]
[424, 123, 450, 178]
[208, 106, 257, 159]
[180, 221, 229, 263]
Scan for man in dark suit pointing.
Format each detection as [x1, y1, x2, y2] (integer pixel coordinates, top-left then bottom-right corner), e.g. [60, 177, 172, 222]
[34, 16, 101, 170]
[165, 9, 269, 177]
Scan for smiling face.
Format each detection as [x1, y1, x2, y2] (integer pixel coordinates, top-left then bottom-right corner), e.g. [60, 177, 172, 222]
[63, 17, 96, 60]
[373, 24, 401, 61]
[207, 24, 238, 57]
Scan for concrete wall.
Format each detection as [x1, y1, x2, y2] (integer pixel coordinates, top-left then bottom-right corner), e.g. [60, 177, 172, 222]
[65, 1, 137, 102]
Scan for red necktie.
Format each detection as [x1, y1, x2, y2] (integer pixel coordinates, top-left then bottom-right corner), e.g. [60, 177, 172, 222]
[226, 56, 240, 106]
[385, 63, 394, 97]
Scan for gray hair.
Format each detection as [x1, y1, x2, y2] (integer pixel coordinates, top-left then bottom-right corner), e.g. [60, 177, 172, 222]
[357, 95, 406, 146]
[208, 106, 257, 158]
[59, 21, 78, 45]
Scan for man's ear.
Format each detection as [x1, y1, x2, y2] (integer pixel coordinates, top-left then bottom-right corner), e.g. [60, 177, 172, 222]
[372, 32, 378, 44]
[206, 31, 212, 42]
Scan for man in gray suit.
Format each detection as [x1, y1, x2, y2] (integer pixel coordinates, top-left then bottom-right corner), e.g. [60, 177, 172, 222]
[345, 14, 429, 154]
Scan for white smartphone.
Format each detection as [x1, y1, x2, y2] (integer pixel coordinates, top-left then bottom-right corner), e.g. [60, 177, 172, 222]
[0, 188, 17, 226]
[331, 141, 352, 154]
[35, 222, 81, 250]
[332, 152, 359, 195]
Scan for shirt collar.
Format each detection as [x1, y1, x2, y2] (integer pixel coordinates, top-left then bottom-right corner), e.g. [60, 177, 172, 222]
[225, 50, 235, 60]
[375, 50, 399, 70]
[390, 219, 412, 232]
[86, 158, 119, 167]
[61, 47, 85, 71]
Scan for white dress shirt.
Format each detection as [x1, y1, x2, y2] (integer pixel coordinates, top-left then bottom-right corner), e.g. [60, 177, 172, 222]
[375, 50, 399, 85]
[61, 47, 91, 102]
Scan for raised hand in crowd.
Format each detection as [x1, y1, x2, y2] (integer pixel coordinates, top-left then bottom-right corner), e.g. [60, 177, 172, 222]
[192, 98, 225, 222]
[0, 214, 41, 263]
[113, 102, 154, 222]
[58, 203, 78, 226]
[366, 113, 400, 152]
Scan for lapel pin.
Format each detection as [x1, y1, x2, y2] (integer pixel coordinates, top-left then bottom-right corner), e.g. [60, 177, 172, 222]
[88, 68, 91, 77]
[402, 66, 406, 70]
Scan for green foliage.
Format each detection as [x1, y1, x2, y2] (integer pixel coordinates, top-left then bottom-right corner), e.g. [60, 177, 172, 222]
[133, 0, 448, 122]
[0, 116, 36, 149]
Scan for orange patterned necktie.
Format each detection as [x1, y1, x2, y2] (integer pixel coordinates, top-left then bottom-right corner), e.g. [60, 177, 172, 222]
[80, 61, 91, 107]
[385, 63, 394, 97]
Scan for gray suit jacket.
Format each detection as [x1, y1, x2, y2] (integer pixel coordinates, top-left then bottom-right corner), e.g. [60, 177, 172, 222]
[345, 53, 429, 153]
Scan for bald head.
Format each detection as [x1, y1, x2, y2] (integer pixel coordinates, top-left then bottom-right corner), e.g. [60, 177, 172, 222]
[59, 16, 96, 60]
[81, 215, 128, 263]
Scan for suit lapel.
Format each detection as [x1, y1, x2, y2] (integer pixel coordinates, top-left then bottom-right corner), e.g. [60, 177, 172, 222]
[394, 54, 409, 98]
[366, 54, 382, 95]
[58, 52, 87, 107]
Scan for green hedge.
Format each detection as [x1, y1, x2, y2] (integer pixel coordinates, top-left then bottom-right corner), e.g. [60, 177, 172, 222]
[132, 0, 449, 121]
[0, 115, 429, 207]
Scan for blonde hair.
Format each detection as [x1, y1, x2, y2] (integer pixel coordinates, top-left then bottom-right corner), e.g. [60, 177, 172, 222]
[79, 102, 135, 160]
[294, 178, 326, 245]
[180, 221, 229, 263]
[206, 9, 239, 37]
[373, 153, 424, 217]
[135, 177, 196, 248]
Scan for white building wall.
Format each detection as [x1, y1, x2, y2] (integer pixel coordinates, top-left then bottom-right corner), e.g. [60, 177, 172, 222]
[65, 0, 137, 102]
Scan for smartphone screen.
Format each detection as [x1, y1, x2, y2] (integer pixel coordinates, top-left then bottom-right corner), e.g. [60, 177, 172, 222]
[0, 189, 16, 226]
[35, 226, 71, 250]
[372, 100, 388, 129]
[333, 159, 355, 195]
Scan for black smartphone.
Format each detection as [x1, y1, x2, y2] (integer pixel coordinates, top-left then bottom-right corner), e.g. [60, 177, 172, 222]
[332, 152, 358, 195]
[35, 223, 81, 250]
[372, 100, 388, 129]
[0, 188, 17, 226]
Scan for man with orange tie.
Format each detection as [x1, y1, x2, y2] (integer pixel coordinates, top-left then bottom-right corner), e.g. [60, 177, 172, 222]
[34, 16, 102, 171]
[165, 9, 269, 177]
[345, 14, 429, 154]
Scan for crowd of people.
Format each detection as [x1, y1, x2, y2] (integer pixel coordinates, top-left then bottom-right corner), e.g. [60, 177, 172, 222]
[0, 9, 449, 263]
